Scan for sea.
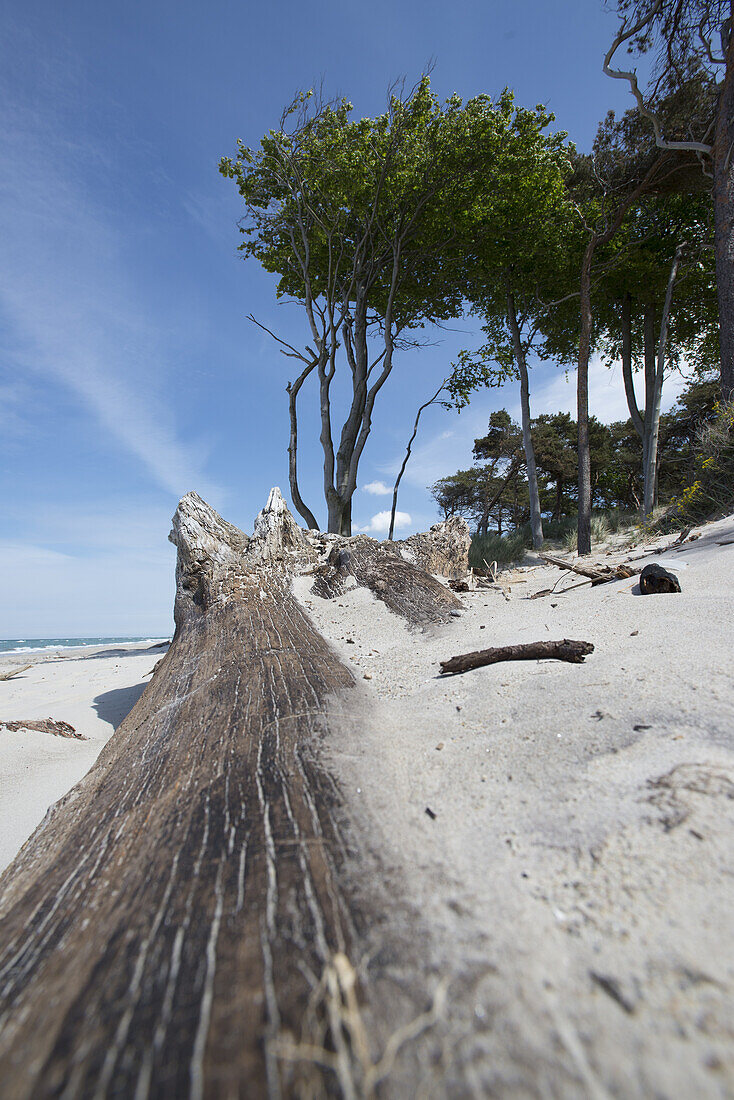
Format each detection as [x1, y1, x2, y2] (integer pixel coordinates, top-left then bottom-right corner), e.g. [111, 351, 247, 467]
[0, 637, 170, 655]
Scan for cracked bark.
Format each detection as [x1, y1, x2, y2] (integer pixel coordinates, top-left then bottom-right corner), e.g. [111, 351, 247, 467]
[0, 491, 362, 1098]
[0, 489, 462, 1098]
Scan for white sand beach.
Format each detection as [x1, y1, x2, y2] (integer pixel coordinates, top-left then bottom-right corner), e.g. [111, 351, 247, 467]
[0, 641, 167, 873]
[293, 514, 734, 1095]
[1, 515, 733, 1094]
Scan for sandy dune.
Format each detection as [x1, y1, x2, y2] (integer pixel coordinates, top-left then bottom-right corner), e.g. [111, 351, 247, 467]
[1, 515, 732, 1095]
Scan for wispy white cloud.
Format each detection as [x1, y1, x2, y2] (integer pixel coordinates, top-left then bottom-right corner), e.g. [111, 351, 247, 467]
[0, 50, 220, 503]
[514, 356, 689, 425]
[361, 479, 393, 495]
[356, 510, 411, 534]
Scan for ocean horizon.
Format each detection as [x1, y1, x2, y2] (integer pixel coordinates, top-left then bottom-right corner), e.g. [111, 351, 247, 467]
[0, 637, 170, 655]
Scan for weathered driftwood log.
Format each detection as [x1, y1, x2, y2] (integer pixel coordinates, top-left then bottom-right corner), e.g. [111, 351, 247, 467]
[312, 537, 462, 624]
[0, 488, 456, 1098]
[440, 639, 595, 675]
[0, 490, 365, 1098]
[1, 719, 82, 739]
[0, 664, 32, 681]
[539, 553, 639, 587]
[539, 553, 601, 579]
[392, 516, 472, 580]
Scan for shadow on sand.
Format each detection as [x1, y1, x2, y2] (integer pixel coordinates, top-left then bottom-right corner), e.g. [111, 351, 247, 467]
[93, 683, 147, 729]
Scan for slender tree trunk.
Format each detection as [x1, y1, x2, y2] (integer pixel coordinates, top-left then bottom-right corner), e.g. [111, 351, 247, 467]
[577, 239, 595, 555]
[287, 367, 319, 531]
[641, 302, 656, 505]
[621, 292, 645, 440]
[573, 151, 671, 552]
[714, 13, 734, 401]
[643, 244, 685, 516]
[506, 288, 543, 550]
[388, 379, 445, 541]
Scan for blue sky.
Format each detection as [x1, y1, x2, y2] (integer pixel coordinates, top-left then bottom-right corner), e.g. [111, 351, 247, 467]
[1, 0, 683, 635]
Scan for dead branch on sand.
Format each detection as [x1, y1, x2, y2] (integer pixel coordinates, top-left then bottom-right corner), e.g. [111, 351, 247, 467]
[440, 639, 595, 675]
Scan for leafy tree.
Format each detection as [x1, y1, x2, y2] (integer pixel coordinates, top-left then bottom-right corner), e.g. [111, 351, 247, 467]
[604, 0, 734, 398]
[472, 411, 527, 534]
[532, 413, 579, 520]
[453, 105, 577, 549]
[543, 99, 703, 552]
[597, 187, 718, 513]
[220, 79, 519, 534]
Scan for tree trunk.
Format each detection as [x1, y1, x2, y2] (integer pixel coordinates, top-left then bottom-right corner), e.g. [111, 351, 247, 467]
[643, 246, 685, 517]
[577, 239, 595, 555]
[714, 16, 734, 402]
[287, 368, 319, 531]
[621, 292, 644, 440]
[506, 288, 543, 550]
[641, 302, 656, 511]
[327, 495, 351, 537]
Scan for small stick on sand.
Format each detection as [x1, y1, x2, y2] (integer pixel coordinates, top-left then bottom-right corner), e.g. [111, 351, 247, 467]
[0, 664, 32, 682]
[539, 553, 602, 579]
[439, 638, 594, 675]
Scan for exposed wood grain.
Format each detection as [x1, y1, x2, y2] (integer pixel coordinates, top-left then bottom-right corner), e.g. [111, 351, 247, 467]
[313, 537, 462, 625]
[0, 491, 366, 1098]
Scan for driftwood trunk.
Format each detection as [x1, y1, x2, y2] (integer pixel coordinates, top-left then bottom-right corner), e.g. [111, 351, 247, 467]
[0, 489, 467, 1099]
[0, 494, 347, 1096]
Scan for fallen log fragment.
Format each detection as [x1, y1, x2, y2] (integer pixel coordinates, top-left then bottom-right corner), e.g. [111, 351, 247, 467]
[0, 664, 32, 681]
[539, 553, 639, 587]
[439, 638, 595, 675]
[539, 553, 601, 579]
[0, 718, 83, 739]
[0, 489, 359, 1096]
[589, 564, 639, 586]
[313, 537, 462, 624]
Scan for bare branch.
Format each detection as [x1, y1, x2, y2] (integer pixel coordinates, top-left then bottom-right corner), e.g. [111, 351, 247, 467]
[247, 314, 313, 364]
[603, 5, 713, 158]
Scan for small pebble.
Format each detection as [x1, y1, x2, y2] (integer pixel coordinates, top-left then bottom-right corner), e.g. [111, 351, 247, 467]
[363, 672, 372, 680]
[436, 742, 444, 751]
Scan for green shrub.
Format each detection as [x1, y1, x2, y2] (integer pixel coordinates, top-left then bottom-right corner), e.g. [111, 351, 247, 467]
[469, 529, 530, 568]
[667, 397, 734, 525]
